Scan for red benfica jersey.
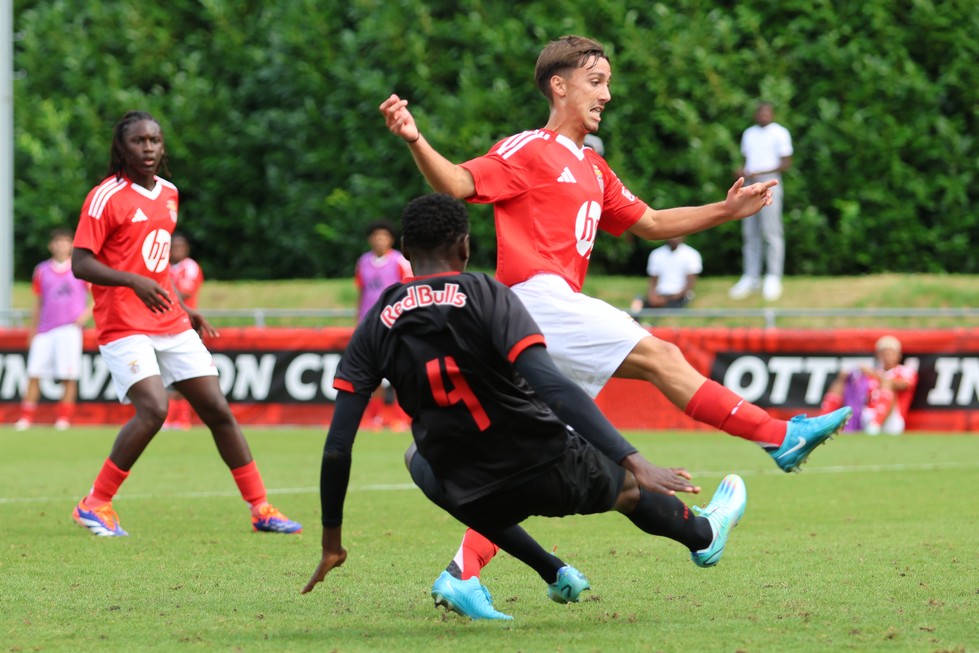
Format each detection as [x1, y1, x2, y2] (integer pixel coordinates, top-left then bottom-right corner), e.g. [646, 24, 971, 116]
[461, 129, 648, 291]
[74, 175, 191, 344]
[170, 257, 204, 309]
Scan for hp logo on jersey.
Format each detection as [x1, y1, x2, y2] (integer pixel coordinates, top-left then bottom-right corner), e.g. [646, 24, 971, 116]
[575, 201, 601, 258]
[142, 229, 171, 273]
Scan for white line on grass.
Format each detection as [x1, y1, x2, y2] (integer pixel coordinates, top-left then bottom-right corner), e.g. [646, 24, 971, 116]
[1, 462, 976, 505]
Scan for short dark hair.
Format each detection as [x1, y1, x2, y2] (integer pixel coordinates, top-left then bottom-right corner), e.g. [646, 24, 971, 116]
[401, 194, 469, 252]
[534, 35, 608, 102]
[365, 219, 397, 240]
[49, 227, 73, 242]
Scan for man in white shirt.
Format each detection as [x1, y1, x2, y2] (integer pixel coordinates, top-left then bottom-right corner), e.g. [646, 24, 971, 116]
[632, 236, 702, 311]
[729, 102, 793, 302]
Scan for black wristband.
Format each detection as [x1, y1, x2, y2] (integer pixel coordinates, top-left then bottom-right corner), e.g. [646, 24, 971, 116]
[405, 133, 421, 144]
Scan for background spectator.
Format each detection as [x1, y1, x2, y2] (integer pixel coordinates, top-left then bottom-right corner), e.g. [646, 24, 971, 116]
[631, 236, 702, 313]
[729, 102, 793, 302]
[821, 335, 918, 435]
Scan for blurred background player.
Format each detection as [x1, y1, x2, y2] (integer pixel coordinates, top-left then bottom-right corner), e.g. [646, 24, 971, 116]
[630, 236, 702, 313]
[821, 335, 918, 435]
[16, 228, 92, 431]
[69, 110, 301, 537]
[163, 231, 202, 430]
[355, 219, 412, 431]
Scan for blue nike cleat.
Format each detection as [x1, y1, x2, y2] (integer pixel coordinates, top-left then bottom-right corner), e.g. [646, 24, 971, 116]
[690, 474, 747, 568]
[771, 407, 852, 473]
[431, 571, 513, 620]
[547, 565, 591, 604]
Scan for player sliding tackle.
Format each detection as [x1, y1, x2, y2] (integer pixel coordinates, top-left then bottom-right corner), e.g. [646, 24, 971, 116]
[379, 35, 851, 617]
[303, 193, 749, 619]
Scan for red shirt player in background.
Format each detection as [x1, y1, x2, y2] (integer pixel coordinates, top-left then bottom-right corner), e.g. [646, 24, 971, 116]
[380, 35, 853, 608]
[163, 232, 203, 430]
[69, 110, 301, 537]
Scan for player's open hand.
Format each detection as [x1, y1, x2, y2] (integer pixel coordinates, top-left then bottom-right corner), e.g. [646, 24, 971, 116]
[622, 452, 701, 496]
[131, 276, 173, 313]
[301, 547, 348, 594]
[724, 176, 778, 221]
[186, 308, 219, 339]
[379, 94, 420, 144]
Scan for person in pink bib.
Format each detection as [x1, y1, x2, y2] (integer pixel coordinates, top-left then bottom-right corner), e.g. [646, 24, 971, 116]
[16, 228, 91, 431]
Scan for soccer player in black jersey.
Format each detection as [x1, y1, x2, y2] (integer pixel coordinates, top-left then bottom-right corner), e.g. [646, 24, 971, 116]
[302, 193, 748, 620]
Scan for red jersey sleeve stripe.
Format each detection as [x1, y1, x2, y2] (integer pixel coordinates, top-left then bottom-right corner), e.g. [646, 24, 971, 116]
[507, 334, 546, 363]
[89, 180, 127, 219]
[333, 378, 356, 393]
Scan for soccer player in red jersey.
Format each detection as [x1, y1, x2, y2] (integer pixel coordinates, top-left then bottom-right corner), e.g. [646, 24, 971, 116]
[69, 110, 301, 537]
[380, 36, 851, 601]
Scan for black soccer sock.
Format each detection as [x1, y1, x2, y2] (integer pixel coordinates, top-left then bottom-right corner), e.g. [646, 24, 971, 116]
[625, 488, 713, 551]
[408, 445, 564, 583]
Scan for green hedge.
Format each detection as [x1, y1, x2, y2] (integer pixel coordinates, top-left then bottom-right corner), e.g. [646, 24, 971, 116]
[12, 0, 978, 280]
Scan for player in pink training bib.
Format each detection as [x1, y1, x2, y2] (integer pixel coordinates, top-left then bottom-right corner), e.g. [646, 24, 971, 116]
[16, 228, 91, 431]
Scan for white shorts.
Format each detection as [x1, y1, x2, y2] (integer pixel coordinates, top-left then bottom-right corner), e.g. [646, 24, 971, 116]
[26, 323, 83, 380]
[512, 274, 648, 398]
[99, 330, 217, 404]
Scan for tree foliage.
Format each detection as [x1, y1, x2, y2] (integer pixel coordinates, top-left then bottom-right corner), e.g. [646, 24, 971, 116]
[12, 0, 979, 280]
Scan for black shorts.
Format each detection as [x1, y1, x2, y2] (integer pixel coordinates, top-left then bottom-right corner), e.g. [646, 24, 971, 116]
[454, 430, 626, 531]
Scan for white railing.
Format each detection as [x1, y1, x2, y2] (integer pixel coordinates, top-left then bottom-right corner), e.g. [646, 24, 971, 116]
[5, 306, 979, 329]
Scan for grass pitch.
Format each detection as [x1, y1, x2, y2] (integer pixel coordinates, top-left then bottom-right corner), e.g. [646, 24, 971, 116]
[1, 426, 976, 652]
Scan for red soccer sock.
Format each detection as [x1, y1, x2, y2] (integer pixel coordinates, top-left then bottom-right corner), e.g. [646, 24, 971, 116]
[87, 458, 130, 507]
[684, 380, 786, 448]
[231, 461, 269, 514]
[56, 402, 75, 422]
[18, 401, 37, 422]
[451, 528, 500, 580]
[173, 398, 192, 424]
[821, 392, 843, 413]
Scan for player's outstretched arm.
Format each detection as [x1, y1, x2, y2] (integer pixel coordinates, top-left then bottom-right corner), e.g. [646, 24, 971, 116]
[379, 94, 476, 199]
[627, 177, 778, 241]
[302, 390, 368, 594]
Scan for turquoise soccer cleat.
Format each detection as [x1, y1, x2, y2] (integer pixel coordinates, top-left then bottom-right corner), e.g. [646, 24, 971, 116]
[690, 474, 747, 568]
[771, 407, 852, 473]
[431, 571, 513, 620]
[547, 565, 591, 604]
